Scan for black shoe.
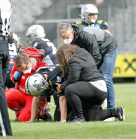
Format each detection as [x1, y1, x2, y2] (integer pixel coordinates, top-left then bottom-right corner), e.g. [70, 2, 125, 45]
[71, 118, 85, 123]
[99, 105, 104, 110]
[43, 106, 50, 112]
[13, 117, 19, 122]
[43, 112, 52, 121]
[117, 106, 125, 121]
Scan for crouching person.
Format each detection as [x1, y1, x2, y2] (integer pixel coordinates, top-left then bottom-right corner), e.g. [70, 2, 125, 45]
[25, 65, 70, 122]
[55, 44, 125, 123]
[5, 54, 52, 122]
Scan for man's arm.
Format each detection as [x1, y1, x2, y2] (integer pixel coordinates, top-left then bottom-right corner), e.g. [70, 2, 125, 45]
[80, 33, 102, 67]
[10, 64, 19, 83]
[29, 96, 41, 122]
[100, 20, 112, 36]
[103, 29, 112, 36]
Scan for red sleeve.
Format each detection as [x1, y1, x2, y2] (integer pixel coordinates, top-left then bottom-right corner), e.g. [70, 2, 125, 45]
[37, 61, 48, 69]
[10, 64, 18, 83]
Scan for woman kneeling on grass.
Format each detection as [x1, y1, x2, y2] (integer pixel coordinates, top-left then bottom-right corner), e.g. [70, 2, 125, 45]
[55, 43, 125, 123]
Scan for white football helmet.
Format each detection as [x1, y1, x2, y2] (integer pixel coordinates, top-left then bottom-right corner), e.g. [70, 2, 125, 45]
[26, 25, 46, 45]
[25, 74, 49, 97]
[81, 4, 98, 23]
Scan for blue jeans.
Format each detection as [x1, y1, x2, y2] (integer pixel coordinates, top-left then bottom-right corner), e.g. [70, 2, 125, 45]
[99, 47, 118, 109]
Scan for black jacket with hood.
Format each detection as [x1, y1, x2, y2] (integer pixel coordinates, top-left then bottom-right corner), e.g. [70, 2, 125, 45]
[60, 47, 104, 91]
[71, 24, 118, 67]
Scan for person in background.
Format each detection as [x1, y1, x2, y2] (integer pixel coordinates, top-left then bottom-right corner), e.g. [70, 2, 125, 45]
[4, 33, 20, 90]
[26, 25, 58, 65]
[0, 0, 13, 136]
[75, 4, 112, 35]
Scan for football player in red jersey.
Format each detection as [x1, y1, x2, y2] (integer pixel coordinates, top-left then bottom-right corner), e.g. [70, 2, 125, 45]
[5, 54, 52, 122]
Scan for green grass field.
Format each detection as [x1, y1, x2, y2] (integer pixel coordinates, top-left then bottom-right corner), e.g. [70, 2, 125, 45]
[3, 83, 136, 139]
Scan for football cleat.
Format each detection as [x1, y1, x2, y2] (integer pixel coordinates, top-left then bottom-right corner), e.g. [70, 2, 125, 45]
[13, 117, 19, 122]
[116, 106, 125, 121]
[71, 118, 85, 123]
[43, 112, 52, 121]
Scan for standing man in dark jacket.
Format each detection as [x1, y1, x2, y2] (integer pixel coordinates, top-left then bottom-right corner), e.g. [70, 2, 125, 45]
[0, 0, 12, 136]
[57, 23, 118, 110]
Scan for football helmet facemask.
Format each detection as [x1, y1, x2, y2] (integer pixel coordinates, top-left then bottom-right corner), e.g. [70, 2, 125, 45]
[81, 4, 98, 23]
[26, 25, 46, 45]
[25, 74, 49, 97]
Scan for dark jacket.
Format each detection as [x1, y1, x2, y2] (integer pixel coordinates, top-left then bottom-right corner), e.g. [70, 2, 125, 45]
[60, 47, 104, 91]
[71, 24, 117, 67]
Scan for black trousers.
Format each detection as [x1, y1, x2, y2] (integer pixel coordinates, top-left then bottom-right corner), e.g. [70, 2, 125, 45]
[4, 64, 15, 90]
[65, 81, 115, 121]
[0, 39, 12, 136]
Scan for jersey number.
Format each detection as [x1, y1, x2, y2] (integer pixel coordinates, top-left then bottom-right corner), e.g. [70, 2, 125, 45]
[9, 43, 17, 56]
[46, 42, 56, 54]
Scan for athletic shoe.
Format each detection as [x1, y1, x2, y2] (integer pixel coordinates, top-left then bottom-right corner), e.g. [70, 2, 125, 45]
[116, 106, 125, 121]
[104, 117, 115, 121]
[43, 106, 50, 112]
[13, 117, 19, 122]
[71, 118, 85, 123]
[43, 112, 52, 121]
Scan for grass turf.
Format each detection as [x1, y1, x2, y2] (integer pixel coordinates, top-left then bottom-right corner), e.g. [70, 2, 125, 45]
[3, 83, 136, 139]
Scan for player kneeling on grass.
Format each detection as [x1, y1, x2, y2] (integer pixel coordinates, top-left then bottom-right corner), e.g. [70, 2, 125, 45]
[25, 65, 67, 122]
[5, 53, 52, 122]
[55, 43, 125, 123]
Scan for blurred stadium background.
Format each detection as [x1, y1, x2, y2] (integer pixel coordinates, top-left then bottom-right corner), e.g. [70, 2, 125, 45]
[9, 0, 136, 83]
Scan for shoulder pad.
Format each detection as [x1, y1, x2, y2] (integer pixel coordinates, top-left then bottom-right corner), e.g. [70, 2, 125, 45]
[75, 21, 82, 24]
[96, 20, 103, 24]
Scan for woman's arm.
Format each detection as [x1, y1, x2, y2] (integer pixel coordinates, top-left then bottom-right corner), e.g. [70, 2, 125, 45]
[60, 61, 82, 91]
[29, 96, 41, 122]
